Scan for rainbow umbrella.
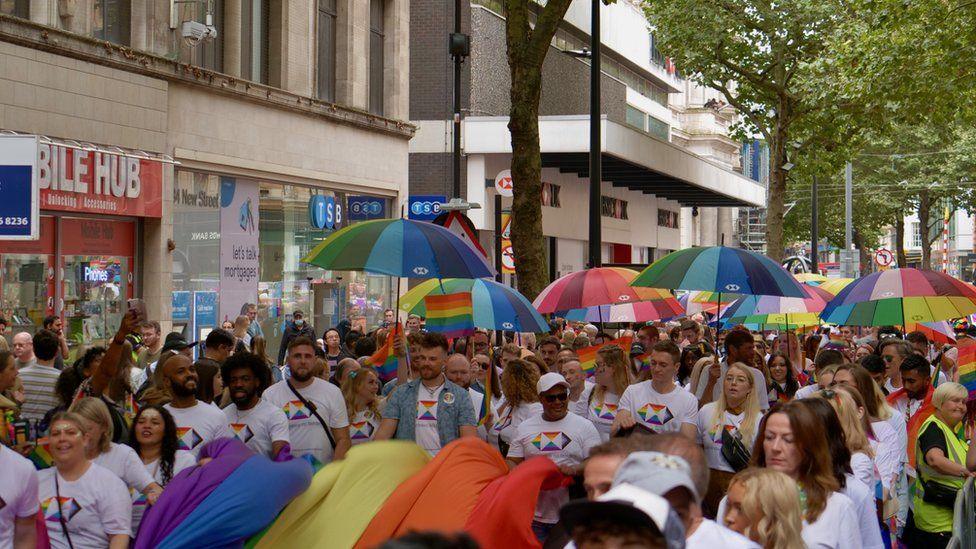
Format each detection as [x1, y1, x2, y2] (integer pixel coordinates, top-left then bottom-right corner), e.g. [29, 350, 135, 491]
[398, 278, 549, 333]
[678, 291, 738, 316]
[821, 268, 976, 326]
[691, 290, 744, 303]
[817, 277, 855, 296]
[904, 321, 957, 345]
[561, 293, 685, 323]
[719, 284, 833, 319]
[301, 218, 494, 279]
[631, 246, 807, 298]
[533, 267, 669, 314]
[794, 272, 828, 285]
[722, 312, 822, 331]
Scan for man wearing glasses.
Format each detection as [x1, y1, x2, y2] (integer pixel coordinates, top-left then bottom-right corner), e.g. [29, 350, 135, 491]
[506, 372, 601, 542]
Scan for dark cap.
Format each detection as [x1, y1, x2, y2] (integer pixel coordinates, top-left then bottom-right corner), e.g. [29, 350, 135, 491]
[161, 332, 198, 352]
[293, 310, 305, 317]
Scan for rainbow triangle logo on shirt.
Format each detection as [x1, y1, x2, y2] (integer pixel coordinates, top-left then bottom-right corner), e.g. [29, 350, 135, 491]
[592, 402, 617, 421]
[283, 400, 312, 421]
[493, 412, 512, 433]
[708, 423, 737, 444]
[637, 403, 673, 426]
[229, 423, 254, 443]
[350, 421, 374, 440]
[176, 427, 203, 451]
[417, 400, 438, 421]
[130, 487, 147, 507]
[41, 497, 81, 522]
[531, 431, 572, 452]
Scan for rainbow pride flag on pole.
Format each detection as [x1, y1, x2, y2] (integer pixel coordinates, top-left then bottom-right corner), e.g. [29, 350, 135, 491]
[369, 322, 402, 383]
[958, 337, 976, 400]
[423, 293, 475, 338]
[577, 336, 633, 377]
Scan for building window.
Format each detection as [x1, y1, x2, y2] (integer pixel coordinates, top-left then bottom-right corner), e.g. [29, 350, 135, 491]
[648, 32, 666, 67]
[625, 105, 670, 141]
[646, 115, 669, 141]
[626, 105, 646, 132]
[0, 0, 28, 18]
[658, 210, 679, 229]
[195, 0, 224, 72]
[910, 221, 921, 248]
[369, 0, 385, 115]
[242, 0, 270, 84]
[317, 0, 337, 102]
[92, 0, 131, 45]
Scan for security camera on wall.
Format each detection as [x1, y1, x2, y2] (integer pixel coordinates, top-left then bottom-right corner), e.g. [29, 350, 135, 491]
[181, 20, 217, 47]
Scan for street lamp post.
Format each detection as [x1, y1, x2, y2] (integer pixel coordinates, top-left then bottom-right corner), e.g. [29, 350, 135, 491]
[811, 175, 819, 273]
[449, 0, 470, 200]
[588, 0, 602, 268]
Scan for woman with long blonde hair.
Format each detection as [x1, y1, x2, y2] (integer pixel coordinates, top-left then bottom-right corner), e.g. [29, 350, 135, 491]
[341, 367, 383, 445]
[493, 358, 542, 453]
[723, 467, 805, 549]
[587, 344, 633, 441]
[697, 362, 762, 514]
[817, 386, 877, 490]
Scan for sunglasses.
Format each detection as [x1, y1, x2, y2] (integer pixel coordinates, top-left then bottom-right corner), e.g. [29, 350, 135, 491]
[474, 362, 489, 370]
[541, 393, 569, 402]
[882, 355, 895, 362]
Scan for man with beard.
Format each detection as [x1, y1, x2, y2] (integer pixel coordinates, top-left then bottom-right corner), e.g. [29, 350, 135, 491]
[264, 337, 351, 463]
[221, 352, 289, 459]
[375, 332, 477, 455]
[162, 354, 229, 457]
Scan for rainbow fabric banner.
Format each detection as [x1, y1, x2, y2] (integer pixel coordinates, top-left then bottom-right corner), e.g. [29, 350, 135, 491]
[28, 438, 54, 470]
[423, 293, 475, 338]
[369, 323, 402, 383]
[957, 338, 976, 400]
[577, 336, 633, 376]
[634, 353, 652, 373]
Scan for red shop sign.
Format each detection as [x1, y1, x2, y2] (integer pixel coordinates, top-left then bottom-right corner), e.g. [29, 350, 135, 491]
[37, 143, 163, 218]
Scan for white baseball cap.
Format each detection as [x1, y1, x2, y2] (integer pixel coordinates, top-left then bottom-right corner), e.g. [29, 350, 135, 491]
[559, 483, 686, 548]
[536, 372, 570, 394]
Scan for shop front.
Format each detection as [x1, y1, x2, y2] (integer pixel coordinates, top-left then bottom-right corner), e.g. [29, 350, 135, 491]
[0, 137, 165, 357]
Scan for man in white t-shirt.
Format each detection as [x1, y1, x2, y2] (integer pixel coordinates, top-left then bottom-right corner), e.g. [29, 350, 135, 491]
[614, 340, 699, 439]
[0, 445, 38, 548]
[160, 354, 230, 457]
[695, 330, 770, 409]
[263, 336, 351, 464]
[558, 356, 594, 418]
[506, 372, 602, 542]
[221, 352, 290, 459]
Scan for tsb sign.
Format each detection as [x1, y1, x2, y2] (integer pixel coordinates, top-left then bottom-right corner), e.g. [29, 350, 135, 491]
[308, 195, 342, 230]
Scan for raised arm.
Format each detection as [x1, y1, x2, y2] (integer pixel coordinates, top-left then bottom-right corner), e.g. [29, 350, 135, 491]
[91, 308, 141, 395]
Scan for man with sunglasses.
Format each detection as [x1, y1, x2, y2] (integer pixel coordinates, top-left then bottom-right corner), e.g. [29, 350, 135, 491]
[506, 372, 601, 542]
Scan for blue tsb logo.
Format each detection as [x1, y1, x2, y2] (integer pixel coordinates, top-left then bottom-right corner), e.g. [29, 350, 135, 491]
[309, 195, 341, 229]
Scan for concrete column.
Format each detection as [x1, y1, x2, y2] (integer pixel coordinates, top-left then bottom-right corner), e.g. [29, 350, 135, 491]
[466, 153, 487, 229]
[384, 0, 409, 120]
[717, 207, 733, 246]
[30, 0, 56, 26]
[130, 0, 147, 51]
[56, 0, 92, 35]
[224, 0, 242, 77]
[336, 0, 368, 110]
[279, 0, 313, 95]
[143, 165, 175, 334]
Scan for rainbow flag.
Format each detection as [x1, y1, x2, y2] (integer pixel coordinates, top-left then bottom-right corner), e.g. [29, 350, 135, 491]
[958, 337, 976, 400]
[634, 353, 652, 373]
[369, 323, 402, 383]
[29, 438, 54, 470]
[888, 385, 935, 469]
[423, 293, 475, 338]
[577, 337, 633, 377]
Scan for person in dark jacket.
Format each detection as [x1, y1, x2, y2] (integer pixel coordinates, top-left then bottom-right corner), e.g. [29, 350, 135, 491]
[277, 310, 316, 365]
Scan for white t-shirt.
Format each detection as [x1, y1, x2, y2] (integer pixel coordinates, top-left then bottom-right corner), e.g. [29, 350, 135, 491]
[93, 443, 156, 492]
[507, 412, 601, 524]
[794, 383, 824, 400]
[39, 463, 132, 548]
[843, 474, 885, 549]
[687, 518, 759, 549]
[223, 398, 291, 458]
[619, 381, 699, 435]
[850, 451, 875, 491]
[869, 420, 901, 491]
[694, 362, 771, 409]
[0, 445, 39, 547]
[131, 451, 196, 537]
[569, 381, 595, 418]
[415, 385, 444, 456]
[696, 403, 760, 473]
[349, 408, 381, 445]
[587, 390, 621, 442]
[493, 400, 544, 446]
[164, 401, 230, 458]
[801, 491, 863, 549]
[263, 378, 350, 464]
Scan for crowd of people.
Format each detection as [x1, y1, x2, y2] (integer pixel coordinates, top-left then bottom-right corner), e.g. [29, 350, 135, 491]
[1, 306, 976, 548]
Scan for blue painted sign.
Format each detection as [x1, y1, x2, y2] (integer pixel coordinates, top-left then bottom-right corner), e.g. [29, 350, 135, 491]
[347, 196, 386, 220]
[193, 291, 218, 330]
[172, 291, 191, 323]
[408, 195, 446, 221]
[309, 195, 340, 229]
[0, 165, 35, 239]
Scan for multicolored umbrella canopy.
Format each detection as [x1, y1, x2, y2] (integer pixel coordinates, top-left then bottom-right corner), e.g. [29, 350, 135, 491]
[561, 295, 685, 323]
[533, 267, 670, 314]
[816, 277, 855, 296]
[722, 312, 822, 331]
[631, 246, 807, 297]
[301, 218, 494, 279]
[905, 321, 957, 345]
[719, 285, 833, 319]
[678, 291, 738, 316]
[398, 278, 549, 333]
[794, 272, 828, 284]
[821, 268, 976, 326]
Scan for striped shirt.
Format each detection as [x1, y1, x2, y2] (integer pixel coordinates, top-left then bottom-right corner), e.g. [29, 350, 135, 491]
[19, 364, 60, 422]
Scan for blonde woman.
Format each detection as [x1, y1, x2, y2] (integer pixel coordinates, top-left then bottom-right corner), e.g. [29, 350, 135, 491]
[341, 368, 384, 445]
[493, 359, 542, 452]
[696, 362, 761, 514]
[723, 467, 805, 549]
[587, 345, 633, 441]
[816, 387, 877, 490]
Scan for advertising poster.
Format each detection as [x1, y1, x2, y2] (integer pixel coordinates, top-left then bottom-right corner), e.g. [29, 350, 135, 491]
[218, 177, 259, 323]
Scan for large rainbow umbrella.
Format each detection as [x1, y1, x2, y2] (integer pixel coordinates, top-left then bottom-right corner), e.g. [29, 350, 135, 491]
[720, 284, 833, 319]
[905, 321, 957, 345]
[561, 292, 685, 323]
[398, 278, 549, 333]
[817, 277, 855, 296]
[821, 268, 976, 326]
[301, 218, 494, 279]
[533, 267, 670, 314]
[722, 312, 822, 331]
[793, 272, 828, 285]
[631, 246, 807, 298]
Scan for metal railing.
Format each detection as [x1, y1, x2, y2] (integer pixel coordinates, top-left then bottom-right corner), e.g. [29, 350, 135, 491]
[947, 477, 975, 549]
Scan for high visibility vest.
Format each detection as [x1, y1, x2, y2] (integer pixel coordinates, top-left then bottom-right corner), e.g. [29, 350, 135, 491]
[912, 414, 970, 533]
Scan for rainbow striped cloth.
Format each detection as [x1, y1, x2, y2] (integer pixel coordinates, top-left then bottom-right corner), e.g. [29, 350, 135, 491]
[369, 322, 402, 383]
[29, 437, 54, 470]
[423, 293, 475, 338]
[634, 353, 652, 373]
[577, 336, 633, 377]
[958, 337, 976, 400]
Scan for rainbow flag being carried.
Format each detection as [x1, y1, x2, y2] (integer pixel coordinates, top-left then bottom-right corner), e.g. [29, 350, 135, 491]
[369, 322, 402, 383]
[577, 336, 633, 377]
[423, 293, 475, 338]
[958, 337, 976, 400]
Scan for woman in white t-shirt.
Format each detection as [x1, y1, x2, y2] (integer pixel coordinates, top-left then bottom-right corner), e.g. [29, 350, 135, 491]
[127, 405, 197, 538]
[697, 362, 762, 514]
[815, 386, 877, 490]
[341, 368, 385, 445]
[40, 412, 132, 549]
[723, 467, 805, 549]
[493, 359, 542, 452]
[586, 345, 633, 441]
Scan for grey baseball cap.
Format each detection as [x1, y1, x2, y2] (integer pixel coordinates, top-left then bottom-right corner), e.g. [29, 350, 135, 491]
[612, 451, 701, 503]
[559, 483, 686, 549]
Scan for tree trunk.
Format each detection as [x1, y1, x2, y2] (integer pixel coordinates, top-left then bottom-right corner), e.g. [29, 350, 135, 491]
[895, 214, 907, 267]
[852, 227, 869, 276]
[765, 122, 788, 263]
[918, 188, 932, 269]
